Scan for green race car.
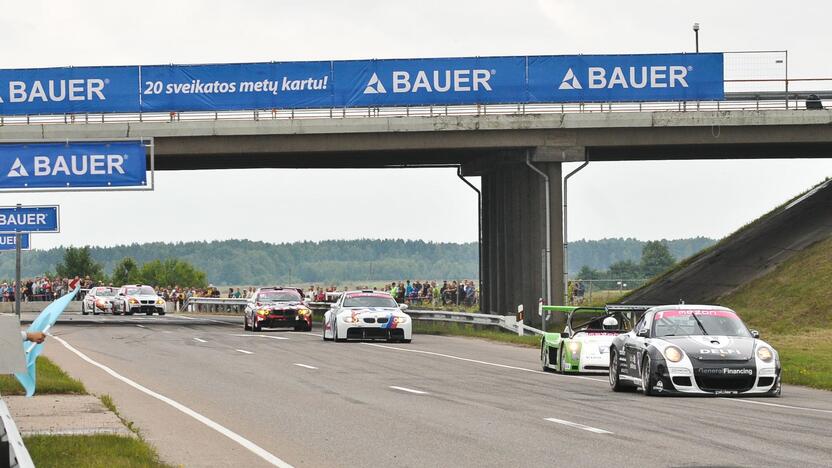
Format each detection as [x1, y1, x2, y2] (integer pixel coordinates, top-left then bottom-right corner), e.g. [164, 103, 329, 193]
[540, 305, 639, 374]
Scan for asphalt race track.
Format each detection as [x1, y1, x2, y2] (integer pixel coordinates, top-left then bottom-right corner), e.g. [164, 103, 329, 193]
[30, 313, 832, 468]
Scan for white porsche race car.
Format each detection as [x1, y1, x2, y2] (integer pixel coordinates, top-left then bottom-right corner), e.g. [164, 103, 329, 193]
[323, 290, 412, 343]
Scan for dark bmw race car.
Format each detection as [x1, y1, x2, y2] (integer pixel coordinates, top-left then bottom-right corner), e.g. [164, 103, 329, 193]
[243, 287, 312, 332]
[609, 305, 781, 397]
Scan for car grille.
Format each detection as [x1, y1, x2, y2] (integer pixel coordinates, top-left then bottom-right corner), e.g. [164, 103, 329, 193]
[694, 367, 755, 392]
[347, 328, 404, 340]
[363, 317, 376, 323]
[757, 377, 775, 387]
[377, 317, 389, 324]
[141, 300, 154, 305]
[672, 376, 692, 387]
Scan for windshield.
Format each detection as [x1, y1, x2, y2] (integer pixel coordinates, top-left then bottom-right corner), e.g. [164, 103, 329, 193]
[343, 293, 398, 308]
[653, 309, 751, 337]
[126, 286, 156, 296]
[257, 291, 302, 302]
[95, 288, 115, 297]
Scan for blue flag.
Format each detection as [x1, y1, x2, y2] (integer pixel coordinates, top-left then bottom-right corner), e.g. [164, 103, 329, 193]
[15, 285, 80, 397]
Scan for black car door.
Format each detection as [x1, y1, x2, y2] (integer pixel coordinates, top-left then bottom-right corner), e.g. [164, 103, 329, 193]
[624, 312, 652, 378]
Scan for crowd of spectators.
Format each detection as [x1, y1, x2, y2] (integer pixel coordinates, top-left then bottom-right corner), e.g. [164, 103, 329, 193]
[1, 276, 480, 310]
[0, 275, 94, 302]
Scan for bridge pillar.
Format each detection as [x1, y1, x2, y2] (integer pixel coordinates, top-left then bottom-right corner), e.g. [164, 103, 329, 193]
[480, 155, 564, 325]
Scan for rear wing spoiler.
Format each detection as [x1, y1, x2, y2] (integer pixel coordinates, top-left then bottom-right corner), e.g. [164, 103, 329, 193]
[605, 304, 654, 320]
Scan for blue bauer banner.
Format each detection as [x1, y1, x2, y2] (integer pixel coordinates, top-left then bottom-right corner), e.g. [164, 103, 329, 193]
[0, 140, 147, 191]
[0, 66, 140, 115]
[0, 233, 30, 251]
[0, 206, 59, 233]
[140, 62, 334, 112]
[332, 56, 527, 107]
[527, 53, 724, 102]
[0, 53, 725, 115]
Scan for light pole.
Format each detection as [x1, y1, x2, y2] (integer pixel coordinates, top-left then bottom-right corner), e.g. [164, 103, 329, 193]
[693, 23, 700, 53]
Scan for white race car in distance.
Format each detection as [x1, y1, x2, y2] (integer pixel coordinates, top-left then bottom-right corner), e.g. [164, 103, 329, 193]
[82, 286, 117, 315]
[323, 290, 412, 343]
[113, 284, 166, 316]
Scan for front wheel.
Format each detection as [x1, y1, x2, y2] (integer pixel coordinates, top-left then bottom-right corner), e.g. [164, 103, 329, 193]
[641, 354, 656, 396]
[609, 348, 629, 392]
[541, 345, 552, 372]
[334, 324, 346, 342]
[244, 315, 251, 331]
[81, 303, 88, 315]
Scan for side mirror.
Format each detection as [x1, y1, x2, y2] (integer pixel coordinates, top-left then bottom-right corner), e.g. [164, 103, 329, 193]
[750, 329, 760, 339]
[636, 329, 650, 338]
[560, 332, 569, 338]
[399, 304, 409, 310]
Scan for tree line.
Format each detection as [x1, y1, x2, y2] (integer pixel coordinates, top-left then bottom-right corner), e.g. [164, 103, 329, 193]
[0, 237, 713, 286]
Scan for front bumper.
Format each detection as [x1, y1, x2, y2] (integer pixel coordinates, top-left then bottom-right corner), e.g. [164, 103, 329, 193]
[255, 314, 312, 329]
[127, 305, 165, 314]
[650, 357, 781, 396]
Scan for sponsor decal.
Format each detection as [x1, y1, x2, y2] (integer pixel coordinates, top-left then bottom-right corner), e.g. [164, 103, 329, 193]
[655, 309, 739, 320]
[699, 348, 743, 356]
[696, 367, 753, 376]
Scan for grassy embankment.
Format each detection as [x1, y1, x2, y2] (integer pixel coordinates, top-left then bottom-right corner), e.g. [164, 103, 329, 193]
[718, 236, 832, 391]
[0, 358, 170, 466]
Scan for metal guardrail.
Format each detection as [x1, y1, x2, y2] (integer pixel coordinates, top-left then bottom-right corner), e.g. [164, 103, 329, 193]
[179, 297, 333, 312]
[0, 400, 33, 468]
[407, 309, 543, 336]
[177, 298, 542, 335]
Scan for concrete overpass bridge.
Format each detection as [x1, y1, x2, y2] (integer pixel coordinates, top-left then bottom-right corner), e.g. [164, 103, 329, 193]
[2, 107, 832, 320]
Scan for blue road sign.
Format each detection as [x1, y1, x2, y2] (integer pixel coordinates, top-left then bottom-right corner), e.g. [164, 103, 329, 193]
[0, 233, 30, 251]
[0, 206, 59, 233]
[0, 140, 147, 191]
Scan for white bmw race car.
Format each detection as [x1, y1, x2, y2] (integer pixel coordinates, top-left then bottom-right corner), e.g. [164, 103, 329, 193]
[323, 290, 412, 343]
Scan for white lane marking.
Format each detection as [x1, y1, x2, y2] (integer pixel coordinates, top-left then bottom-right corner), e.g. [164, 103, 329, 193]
[230, 334, 289, 341]
[362, 343, 606, 383]
[51, 335, 292, 467]
[136, 324, 146, 328]
[293, 363, 318, 370]
[235, 349, 254, 355]
[721, 398, 832, 415]
[193, 338, 207, 343]
[544, 418, 613, 435]
[175, 315, 196, 320]
[298, 332, 323, 337]
[389, 386, 429, 395]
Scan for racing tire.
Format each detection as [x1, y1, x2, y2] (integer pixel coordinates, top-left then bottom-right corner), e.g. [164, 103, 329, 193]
[146, 311, 153, 316]
[609, 348, 630, 392]
[400, 339, 412, 344]
[541, 345, 552, 372]
[93, 311, 100, 316]
[159, 311, 165, 316]
[640, 354, 656, 396]
[334, 324, 346, 342]
[559, 348, 567, 374]
[244, 315, 251, 331]
[252, 320, 261, 332]
[766, 376, 782, 398]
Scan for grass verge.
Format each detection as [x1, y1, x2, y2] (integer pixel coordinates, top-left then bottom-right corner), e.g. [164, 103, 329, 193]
[762, 330, 832, 391]
[23, 434, 172, 468]
[413, 320, 540, 347]
[0, 356, 87, 395]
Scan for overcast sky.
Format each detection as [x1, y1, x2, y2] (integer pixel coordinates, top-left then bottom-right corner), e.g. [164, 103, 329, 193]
[3, 0, 832, 249]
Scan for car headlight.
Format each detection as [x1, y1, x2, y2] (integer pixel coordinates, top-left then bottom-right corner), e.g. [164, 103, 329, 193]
[257, 309, 270, 316]
[156, 298, 165, 305]
[128, 298, 139, 304]
[297, 309, 311, 316]
[393, 316, 408, 324]
[343, 316, 356, 323]
[664, 346, 684, 363]
[568, 342, 580, 353]
[757, 346, 774, 362]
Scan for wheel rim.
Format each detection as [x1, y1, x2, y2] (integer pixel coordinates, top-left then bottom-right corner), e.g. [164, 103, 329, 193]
[543, 347, 549, 368]
[641, 356, 650, 392]
[609, 351, 617, 386]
